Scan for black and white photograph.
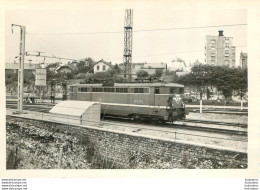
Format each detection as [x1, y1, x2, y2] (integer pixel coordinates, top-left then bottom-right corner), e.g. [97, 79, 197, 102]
[4, 6, 250, 171]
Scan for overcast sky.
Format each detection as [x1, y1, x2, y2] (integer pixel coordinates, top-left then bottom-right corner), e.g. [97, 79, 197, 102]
[5, 9, 247, 66]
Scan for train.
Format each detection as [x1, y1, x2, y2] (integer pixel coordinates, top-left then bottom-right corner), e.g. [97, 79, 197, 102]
[69, 82, 188, 123]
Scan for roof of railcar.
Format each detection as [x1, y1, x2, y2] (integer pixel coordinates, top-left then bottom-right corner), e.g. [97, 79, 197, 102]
[70, 83, 184, 88]
[114, 83, 184, 87]
[69, 84, 103, 87]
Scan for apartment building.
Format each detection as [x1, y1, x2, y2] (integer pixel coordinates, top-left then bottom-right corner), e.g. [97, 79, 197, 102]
[240, 52, 248, 69]
[205, 30, 236, 67]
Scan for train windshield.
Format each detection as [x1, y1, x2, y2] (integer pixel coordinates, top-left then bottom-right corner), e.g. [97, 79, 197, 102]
[170, 87, 184, 94]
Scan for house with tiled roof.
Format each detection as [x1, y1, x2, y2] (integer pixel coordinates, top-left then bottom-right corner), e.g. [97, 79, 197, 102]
[55, 65, 73, 73]
[93, 59, 113, 74]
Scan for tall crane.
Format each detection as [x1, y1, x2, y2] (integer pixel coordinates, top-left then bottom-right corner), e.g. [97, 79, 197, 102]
[123, 9, 133, 82]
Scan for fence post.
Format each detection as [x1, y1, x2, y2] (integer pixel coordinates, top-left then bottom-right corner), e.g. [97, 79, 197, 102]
[58, 146, 63, 169]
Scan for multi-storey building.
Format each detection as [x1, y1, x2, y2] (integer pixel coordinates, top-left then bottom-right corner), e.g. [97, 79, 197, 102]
[240, 52, 248, 69]
[205, 30, 236, 67]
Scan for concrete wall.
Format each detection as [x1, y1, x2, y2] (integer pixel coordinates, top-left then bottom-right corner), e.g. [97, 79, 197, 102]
[6, 115, 247, 168]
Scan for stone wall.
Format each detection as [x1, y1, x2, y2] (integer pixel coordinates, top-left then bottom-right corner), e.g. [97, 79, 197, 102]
[6, 115, 247, 169]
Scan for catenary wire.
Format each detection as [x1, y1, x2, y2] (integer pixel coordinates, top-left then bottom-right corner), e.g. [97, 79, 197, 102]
[26, 24, 247, 35]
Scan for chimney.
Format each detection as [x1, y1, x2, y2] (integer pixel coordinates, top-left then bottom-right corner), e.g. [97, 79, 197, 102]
[218, 30, 224, 36]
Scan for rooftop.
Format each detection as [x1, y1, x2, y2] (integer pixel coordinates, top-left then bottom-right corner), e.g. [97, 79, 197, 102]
[93, 59, 113, 68]
[49, 100, 100, 117]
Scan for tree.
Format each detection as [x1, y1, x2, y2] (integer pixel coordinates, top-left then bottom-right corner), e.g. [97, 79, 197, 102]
[136, 70, 149, 78]
[84, 57, 95, 66]
[93, 71, 111, 80]
[5, 70, 18, 94]
[212, 66, 234, 100]
[233, 68, 247, 99]
[154, 69, 164, 78]
[24, 70, 35, 92]
[178, 64, 212, 99]
[75, 61, 92, 74]
[108, 64, 122, 76]
[5, 70, 18, 86]
[178, 73, 193, 86]
[75, 73, 87, 79]
[83, 69, 124, 85]
[164, 70, 179, 83]
[232, 68, 247, 110]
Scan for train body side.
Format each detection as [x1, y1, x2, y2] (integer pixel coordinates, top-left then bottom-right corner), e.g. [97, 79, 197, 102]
[69, 83, 187, 121]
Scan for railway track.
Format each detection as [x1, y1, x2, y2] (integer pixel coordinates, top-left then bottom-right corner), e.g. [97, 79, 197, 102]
[6, 104, 52, 113]
[102, 115, 247, 137]
[6, 103, 247, 137]
[180, 119, 247, 128]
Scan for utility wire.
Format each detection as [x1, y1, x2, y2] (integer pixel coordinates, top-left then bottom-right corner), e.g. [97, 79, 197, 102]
[29, 35, 79, 60]
[27, 24, 247, 35]
[111, 45, 247, 60]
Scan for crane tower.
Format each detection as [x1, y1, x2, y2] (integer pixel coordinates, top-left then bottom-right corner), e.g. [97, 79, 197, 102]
[123, 9, 133, 82]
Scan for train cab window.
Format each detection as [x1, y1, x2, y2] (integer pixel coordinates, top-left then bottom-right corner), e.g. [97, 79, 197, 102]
[155, 88, 160, 94]
[170, 87, 184, 94]
[129, 88, 134, 93]
[104, 88, 115, 93]
[134, 88, 144, 93]
[79, 87, 88, 92]
[70, 87, 75, 92]
[116, 88, 128, 93]
[170, 87, 176, 94]
[93, 88, 102, 92]
[144, 88, 149, 93]
[116, 88, 121, 93]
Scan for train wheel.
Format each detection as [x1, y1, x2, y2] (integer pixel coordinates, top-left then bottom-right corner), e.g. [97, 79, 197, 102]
[130, 114, 141, 122]
[158, 119, 166, 125]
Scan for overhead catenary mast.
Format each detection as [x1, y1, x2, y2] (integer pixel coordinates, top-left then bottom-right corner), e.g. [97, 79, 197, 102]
[12, 24, 26, 112]
[25, 51, 81, 62]
[123, 9, 133, 82]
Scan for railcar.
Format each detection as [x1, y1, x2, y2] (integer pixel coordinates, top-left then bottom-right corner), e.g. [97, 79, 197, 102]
[69, 83, 188, 123]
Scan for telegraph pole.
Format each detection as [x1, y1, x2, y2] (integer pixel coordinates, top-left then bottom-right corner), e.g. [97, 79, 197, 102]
[123, 9, 133, 82]
[12, 24, 26, 112]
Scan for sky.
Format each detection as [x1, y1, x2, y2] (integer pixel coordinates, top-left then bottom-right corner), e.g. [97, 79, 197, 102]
[5, 9, 247, 66]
